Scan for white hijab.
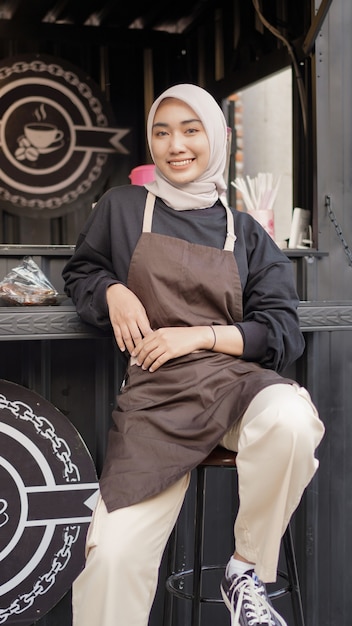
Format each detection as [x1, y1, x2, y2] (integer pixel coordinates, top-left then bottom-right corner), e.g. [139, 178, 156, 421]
[144, 84, 228, 210]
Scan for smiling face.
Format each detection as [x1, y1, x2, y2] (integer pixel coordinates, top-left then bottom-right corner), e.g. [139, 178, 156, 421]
[150, 97, 210, 185]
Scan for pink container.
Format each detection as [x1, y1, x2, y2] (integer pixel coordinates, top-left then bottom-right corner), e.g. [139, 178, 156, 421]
[247, 209, 275, 240]
[129, 164, 156, 185]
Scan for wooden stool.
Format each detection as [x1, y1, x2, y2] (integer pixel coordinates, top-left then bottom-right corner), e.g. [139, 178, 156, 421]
[164, 446, 305, 626]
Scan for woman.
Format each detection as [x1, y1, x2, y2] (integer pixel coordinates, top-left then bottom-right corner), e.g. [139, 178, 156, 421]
[63, 84, 324, 626]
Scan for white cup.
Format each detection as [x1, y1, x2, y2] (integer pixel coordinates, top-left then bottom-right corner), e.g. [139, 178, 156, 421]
[24, 123, 64, 149]
[247, 209, 275, 240]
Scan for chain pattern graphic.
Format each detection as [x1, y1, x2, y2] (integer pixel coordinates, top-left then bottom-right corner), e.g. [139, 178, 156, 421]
[0, 393, 83, 622]
[0, 60, 108, 126]
[0, 395, 80, 480]
[0, 153, 107, 209]
[0, 526, 80, 622]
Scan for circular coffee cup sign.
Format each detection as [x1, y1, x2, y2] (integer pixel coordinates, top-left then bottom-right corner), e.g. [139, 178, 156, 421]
[0, 54, 130, 217]
[0, 379, 99, 625]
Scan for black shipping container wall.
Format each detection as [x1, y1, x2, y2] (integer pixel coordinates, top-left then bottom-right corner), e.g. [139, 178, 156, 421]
[299, 1, 352, 625]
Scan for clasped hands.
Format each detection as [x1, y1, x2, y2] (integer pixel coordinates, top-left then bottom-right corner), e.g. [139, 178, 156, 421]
[106, 283, 215, 372]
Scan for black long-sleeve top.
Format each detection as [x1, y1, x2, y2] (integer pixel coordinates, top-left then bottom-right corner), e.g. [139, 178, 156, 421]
[62, 185, 304, 373]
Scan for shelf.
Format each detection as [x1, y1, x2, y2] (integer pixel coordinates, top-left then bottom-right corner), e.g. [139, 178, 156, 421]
[283, 249, 329, 258]
[0, 245, 75, 255]
[0, 305, 110, 340]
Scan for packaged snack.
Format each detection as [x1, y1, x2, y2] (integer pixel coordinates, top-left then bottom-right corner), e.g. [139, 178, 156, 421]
[0, 256, 59, 306]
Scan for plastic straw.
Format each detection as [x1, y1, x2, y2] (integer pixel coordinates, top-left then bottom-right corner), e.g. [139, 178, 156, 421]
[231, 173, 281, 212]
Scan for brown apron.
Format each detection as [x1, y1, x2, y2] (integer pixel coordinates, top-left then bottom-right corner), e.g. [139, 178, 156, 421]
[100, 193, 290, 512]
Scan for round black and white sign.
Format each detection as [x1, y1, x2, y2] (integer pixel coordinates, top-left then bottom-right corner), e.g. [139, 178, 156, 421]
[0, 379, 99, 625]
[0, 54, 130, 217]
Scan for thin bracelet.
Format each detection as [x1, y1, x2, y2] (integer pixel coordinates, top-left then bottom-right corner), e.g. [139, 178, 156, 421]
[209, 325, 216, 350]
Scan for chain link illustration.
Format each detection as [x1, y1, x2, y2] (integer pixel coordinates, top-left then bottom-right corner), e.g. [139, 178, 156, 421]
[0, 60, 108, 125]
[0, 526, 80, 623]
[0, 395, 80, 480]
[0, 155, 107, 209]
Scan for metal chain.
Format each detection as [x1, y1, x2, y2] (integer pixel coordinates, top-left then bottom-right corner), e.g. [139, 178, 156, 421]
[325, 195, 352, 266]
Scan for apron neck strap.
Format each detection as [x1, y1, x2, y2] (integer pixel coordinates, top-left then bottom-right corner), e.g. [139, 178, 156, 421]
[142, 192, 155, 232]
[143, 191, 236, 252]
[224, 204, 236, 252]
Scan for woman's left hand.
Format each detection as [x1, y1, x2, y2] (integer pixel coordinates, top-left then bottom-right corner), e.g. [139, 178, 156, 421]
[131, 326, 215, 372]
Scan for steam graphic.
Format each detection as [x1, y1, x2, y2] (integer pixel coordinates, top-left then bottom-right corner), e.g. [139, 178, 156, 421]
[34, 104, 47, 121]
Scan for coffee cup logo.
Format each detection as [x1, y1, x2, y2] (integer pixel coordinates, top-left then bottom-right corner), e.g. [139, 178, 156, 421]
[15, 105, 65, 162]
[0, 54, 131, 216]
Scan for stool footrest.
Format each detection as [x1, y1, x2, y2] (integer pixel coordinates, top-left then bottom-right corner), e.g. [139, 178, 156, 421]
[166, 566, 292, 604]
[166, 565, 225, 604]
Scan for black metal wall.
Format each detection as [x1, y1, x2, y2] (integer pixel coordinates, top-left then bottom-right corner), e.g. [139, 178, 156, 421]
[297, 1, 352, 624]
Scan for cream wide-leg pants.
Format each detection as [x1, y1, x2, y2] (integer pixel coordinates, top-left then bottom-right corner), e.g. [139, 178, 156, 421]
[72, 383, 325, 626]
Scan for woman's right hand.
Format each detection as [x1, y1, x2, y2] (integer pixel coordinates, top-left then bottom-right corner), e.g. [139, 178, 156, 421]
[106, 284, 153, 354]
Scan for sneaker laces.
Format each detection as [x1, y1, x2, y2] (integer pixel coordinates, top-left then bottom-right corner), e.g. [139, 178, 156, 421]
[227, 572, 287, 626]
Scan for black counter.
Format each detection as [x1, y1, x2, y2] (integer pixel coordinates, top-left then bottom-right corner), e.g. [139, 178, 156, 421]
[0, 301, 351, 341]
